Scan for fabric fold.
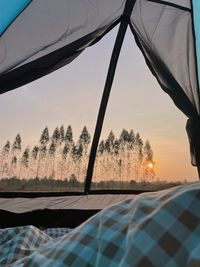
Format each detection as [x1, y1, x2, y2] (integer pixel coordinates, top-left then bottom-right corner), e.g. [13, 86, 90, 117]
[186, 117, 200, 166]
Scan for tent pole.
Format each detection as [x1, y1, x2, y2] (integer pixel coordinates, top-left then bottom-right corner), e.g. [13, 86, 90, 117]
[84, 0, 136, 194]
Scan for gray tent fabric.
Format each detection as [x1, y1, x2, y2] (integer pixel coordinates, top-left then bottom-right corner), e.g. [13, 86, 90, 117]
[130, 0, 198, 114]
[0, 0, 200, 169]
[0, 0, 126, 92]
[151, 0, 190, 9]
[130, 0, 200, 166]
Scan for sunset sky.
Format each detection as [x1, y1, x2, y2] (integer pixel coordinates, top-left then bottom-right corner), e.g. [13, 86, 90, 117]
[0, 26, 198, 182]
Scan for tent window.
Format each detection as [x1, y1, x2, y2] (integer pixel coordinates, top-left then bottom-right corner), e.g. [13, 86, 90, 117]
[0, 26, 119, 193]
[90, 28, 193, 192]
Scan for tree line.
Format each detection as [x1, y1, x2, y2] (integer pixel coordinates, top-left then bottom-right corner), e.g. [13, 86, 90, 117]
[0, 125, 155, 184]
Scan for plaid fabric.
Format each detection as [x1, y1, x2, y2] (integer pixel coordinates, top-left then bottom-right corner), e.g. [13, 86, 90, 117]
[0, 225, 52, 266]
[43, 227, 73, 238]
[1, 182, 200, 266]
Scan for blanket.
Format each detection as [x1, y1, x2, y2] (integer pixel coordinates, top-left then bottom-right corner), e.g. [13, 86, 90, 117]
[1, 182, 200, 266]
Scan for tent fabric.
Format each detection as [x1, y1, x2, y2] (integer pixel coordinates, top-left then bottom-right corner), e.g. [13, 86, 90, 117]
[0, 195, 135, 228]
[158, 0, 190, 9]
[0, 0, 31, 35]
[0, 194, 135, 213]
[130, 0, 198, 115]
[192, 0, 200, 86]
[130, 0, 200, 166]
[0, 0, 126, 93]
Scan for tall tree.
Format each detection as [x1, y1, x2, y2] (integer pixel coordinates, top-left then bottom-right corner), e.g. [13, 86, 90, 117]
[78, 126, 91, 179]
[31, 146, 39, 178]
[104, 131, 115, 180]
[133, 133, 143, 180]
[63, 125, 74, 179]
[65, 125, 73, 146]
[119, 129, 129, 147]
[135, 133, 143, 161]
[143, 140, 155, 180]
[57, 125, 66, 178]
[40, 127, 50, 147]
[60, 125, 65, 144]
[51, 127, 62, 178]
[52, 127, 60, 145]
[119, 129, 129, 180]
[62, 144, 70, 160]
[71, 143, 83, 180]
[20, 147, 30, 178]
[79, 126, 91, 154]
[12, 134, 22, 153]
[72, 143, 83, 162]
[32, 146, 39, 160]
[113, 139, 120, 155]
[11, 134, 22, 178]
[2, 141, 10, 157]
[144, 140, 153, 161]
[1, 141, 10, 178]
[112, 139, 121, 183]
[36, 127, 49, 178]
[98, 140, 105, 155]
[49, 142, 56, 178]
[105, 131, 115, 154]
[10, 156, 17, 178]
[60, 143, 70, 180]
[128, 130, 135, 150]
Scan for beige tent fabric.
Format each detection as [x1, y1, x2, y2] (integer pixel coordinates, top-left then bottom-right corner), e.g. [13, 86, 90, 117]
[0, 194, 135, 213]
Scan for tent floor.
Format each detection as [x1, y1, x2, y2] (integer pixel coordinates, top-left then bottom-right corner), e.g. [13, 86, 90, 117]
[0, 194, 135, 228]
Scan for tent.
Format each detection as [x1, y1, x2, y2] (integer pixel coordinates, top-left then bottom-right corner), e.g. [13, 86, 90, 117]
[0, 0, 200, 227]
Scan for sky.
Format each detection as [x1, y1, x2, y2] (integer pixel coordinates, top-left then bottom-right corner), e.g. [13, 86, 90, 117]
[0, 26, 198, 182]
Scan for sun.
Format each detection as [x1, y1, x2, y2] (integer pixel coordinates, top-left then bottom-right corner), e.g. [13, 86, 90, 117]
[148, 163, 154, 169]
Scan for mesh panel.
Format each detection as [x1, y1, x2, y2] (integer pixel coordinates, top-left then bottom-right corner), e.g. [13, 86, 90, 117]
[130, 0, 199, 115]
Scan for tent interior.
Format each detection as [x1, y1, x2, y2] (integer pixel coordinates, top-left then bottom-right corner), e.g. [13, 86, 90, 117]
[0, 26, 163, 228]
[0, 0, 200, 265]
[0, 25, 178, 227]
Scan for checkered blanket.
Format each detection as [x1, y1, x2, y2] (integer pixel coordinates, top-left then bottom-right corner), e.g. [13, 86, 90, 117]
[1, 182, 200, 267]
[43, 227, 73, 238]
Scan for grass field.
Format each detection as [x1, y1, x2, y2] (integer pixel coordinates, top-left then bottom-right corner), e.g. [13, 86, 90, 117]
[0, 177, 183, 192]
